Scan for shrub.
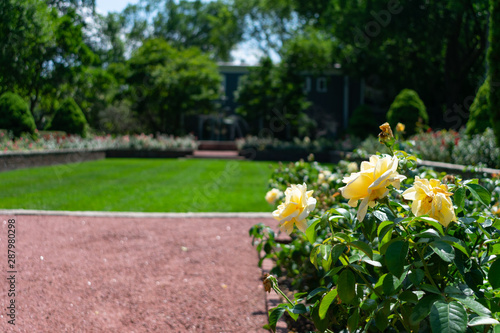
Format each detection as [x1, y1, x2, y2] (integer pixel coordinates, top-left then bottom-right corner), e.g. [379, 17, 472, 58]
[466, 80, 490, 135]
[347, 104, 378, 139]
[0, 92, 36, 137]
[489, 0, 500, 146]
[47, 98, 88, 137]
[386, 89, 428, 135]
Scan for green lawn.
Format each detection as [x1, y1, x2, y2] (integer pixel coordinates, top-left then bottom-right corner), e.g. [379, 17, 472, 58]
[0, 158, 278, 212]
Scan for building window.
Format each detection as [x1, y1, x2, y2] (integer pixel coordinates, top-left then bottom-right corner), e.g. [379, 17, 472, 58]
[304, 77, 312, 93]
[316, 77, 327, 93]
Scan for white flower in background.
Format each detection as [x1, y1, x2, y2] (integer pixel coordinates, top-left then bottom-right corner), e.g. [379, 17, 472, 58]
[272, 183, 317, 235]
[318, 170, 332, 184]
[347, 162, 359, 174]
[265, 188, 283, 205]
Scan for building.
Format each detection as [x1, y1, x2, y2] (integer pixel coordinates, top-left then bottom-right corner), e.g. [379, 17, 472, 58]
[191, 63, 365, 140]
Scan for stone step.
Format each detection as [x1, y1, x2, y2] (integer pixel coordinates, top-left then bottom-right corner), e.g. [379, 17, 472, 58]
[197, 140, 237, 151]
[189, 150, 245, 160]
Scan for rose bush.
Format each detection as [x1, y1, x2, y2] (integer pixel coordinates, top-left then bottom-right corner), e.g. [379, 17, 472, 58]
[253, 124, 500, 333]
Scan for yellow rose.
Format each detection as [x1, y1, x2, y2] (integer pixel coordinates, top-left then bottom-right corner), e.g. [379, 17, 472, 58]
[402, 176, 457, 227]
[265, 188, 283, 205]
[272, 183, 317, 234]
[396, 122, 405, 132]
[340, 155, 406, 221]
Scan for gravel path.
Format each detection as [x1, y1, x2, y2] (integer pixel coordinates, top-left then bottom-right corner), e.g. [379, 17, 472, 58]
[0, 214, 271, 332]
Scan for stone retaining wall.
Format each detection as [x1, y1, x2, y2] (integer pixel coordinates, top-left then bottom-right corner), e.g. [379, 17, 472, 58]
[0, 149, 194, 172]
[0, 149, 106, 172]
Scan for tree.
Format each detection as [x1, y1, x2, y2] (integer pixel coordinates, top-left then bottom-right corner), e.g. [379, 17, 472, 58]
[126, 38, 221, 134]
[122, 0, 244, 61]
[489, 0, 500, 145]
[235, 57, 280, 134]
[292, 0, 489, 127]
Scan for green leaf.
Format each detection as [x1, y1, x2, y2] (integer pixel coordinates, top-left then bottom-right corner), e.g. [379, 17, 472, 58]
[452, 296, 491, 317]
[399, 290, 419, 304]
[349, 240, 373, 259]
[385, 240, 409, 277]
[468, 317, 500, 326]
[453, 187, 466, 212]
[268, 307, 286, 332]
[360, 298, 377, 312]
[318, 244, 332, 271]
[409, 269, 425, 286]
[306, 218, 322, 244]
[331, 244, 346, 266]
[465, 183, 491, 207]
[347, 309, 360, 333]
[307, 287, 328, 301]
[430, 240, 455, 262]
[429, 300, 467, 333]
[319, 288, 338, 319]
[417, 217, 445, 235]
[290, 304, 307, 314]
[489, 258, 500, 289]
[410, 294, 443, 325]
[421, 284, 442, 294]
[337, 269, 356, 304]
[382, 273, 403, 295]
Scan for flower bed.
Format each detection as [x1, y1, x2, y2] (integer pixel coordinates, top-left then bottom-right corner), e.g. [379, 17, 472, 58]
[253, 124, 500, 333]
[0, 131, 198, 152]
[355, 128, 500, 169]
[0, 132, 198, 171]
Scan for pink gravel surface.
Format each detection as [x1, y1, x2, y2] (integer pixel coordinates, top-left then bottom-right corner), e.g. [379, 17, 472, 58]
[0, 214, 271, 332]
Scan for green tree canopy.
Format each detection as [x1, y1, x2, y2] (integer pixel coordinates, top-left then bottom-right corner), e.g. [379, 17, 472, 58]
[126, 38, 221, 134]
[122, 0, 244, 61]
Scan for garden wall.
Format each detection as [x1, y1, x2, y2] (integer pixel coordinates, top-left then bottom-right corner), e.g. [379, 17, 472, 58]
[0, 149, 106, 172]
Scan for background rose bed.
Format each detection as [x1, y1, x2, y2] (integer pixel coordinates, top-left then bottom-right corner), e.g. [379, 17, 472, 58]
[252, 130, 500, 333]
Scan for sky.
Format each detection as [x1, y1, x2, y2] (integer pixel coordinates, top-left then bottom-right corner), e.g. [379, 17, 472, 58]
[95, 0, 140, 14]
[94, 0, 266, 65]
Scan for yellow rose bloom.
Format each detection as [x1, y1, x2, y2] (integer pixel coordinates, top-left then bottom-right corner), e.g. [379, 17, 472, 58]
[265, 188, 283, 205]
[402, 176, 457, 227]
[396, 122, 405, 132]
[272, 183, 317, 235]
[340, 155, 406, 222]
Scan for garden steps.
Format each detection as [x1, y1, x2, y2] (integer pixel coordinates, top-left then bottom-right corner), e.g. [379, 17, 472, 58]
[190, 149, 245, 159]
[197, 140, 238, 151]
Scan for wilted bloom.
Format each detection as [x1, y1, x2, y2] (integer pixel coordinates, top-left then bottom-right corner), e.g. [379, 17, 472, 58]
[265, 188, 283, 205]
[379, 122, 394, 145]
[347, 162, 358, 173]
[402, 176, 457, 227]
[272, 183, 317, 234]
[340, 155, 406, 221]
[396, 123, 405, 133]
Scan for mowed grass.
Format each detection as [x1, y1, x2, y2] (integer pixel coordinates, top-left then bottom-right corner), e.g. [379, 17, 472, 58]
[0, 158, 278, 212]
